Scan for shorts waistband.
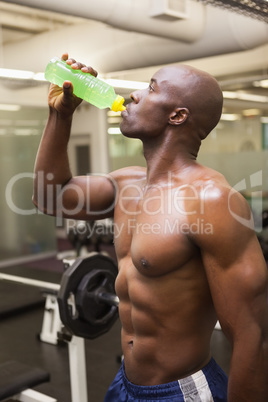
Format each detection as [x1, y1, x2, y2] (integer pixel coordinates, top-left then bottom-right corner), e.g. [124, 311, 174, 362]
[121, 357, 218, 399]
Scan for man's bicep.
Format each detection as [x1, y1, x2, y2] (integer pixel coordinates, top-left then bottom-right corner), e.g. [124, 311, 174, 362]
[56, 174, 116, 220]
[192, 184, 267, 338]
[201, 227, 267, 341]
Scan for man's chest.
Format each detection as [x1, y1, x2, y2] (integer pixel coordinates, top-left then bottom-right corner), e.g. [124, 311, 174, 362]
[113, 202, 200, 276]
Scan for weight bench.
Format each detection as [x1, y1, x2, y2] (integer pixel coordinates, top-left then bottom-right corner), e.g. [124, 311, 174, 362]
[0, 361, 57, 401]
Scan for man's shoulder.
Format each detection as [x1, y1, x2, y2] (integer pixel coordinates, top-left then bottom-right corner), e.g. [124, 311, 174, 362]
[174, 164, 229, 197]
[188, 164, 233, 198]
[180, 164, 250, 218]
[109, 166, 146, 187]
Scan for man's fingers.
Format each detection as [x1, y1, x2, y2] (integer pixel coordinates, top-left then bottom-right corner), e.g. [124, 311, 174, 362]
[81, 66, 98, 77]
[66, 57, 77, 66]
[61, 53, 69, 61]
[62, 80, 73, 95]
[70, 61, 86, 70]
[61, 54, 98, 77]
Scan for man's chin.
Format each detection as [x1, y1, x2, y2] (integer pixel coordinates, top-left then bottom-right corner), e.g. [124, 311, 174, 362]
[120, 126, 132, 138]
[120, 123, 142, 139]
[121, 131, 141, 140]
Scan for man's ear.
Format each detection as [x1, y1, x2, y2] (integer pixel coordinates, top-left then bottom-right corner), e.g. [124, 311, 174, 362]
[168, 108, 189, 126]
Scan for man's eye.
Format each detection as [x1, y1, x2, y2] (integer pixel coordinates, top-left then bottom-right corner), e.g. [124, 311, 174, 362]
[149, 84, 154, 92]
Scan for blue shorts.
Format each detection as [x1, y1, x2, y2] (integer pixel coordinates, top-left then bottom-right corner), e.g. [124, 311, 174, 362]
[104, 357, 228, 401]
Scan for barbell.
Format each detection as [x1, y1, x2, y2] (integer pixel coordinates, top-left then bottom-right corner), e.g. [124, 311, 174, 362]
[0, 252, 119, 340]
[57, 252, 119, 339]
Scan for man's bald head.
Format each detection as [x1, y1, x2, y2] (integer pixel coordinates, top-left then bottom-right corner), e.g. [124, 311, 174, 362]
[153, 65, 223, 139]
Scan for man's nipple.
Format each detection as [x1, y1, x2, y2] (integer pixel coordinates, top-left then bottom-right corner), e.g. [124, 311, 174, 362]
[141, 258, 150, 269]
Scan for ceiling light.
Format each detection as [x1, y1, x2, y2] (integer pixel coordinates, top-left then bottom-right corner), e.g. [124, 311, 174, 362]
[253, 79, 268, 88]
[107, 117, 122, 124]
[107, 110, 122, 117]
[242, 109, 261, 116]
[104, 78, 148, 90]
[237, 93, 268, 102]
[0, 68, 34, 80]
[0, 67, 147, 88]
[0, 68, 46, 82]
[33, 72, 46, 81]
[14, 128, 39, 136]
[108, 127, 122, 135]
[222, 91, 237, 99]
[223, 91, 268, 103]
[221, 113, 241, 121]
[0, 104, 21, 111]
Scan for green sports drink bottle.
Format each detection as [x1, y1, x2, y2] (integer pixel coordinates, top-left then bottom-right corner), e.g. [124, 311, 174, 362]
[45, 56, 126, 112]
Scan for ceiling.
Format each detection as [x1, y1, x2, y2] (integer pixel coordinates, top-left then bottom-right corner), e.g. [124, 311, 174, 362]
[0, 0, 268, 117]
[0, 2, 85, 45]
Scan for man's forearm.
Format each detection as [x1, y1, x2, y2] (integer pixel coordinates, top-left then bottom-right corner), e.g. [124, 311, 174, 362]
[228, 341, 268, 401]
[33, 108, 74, 213]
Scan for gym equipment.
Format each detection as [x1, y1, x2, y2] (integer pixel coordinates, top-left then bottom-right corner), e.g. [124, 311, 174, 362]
[0, 273, 59, 292]
[58, 252, 119, 339]
[0, 266, 55, 319]
[64, 333, 88, 402]
[40, 292, 62, 345]
[67, 218, 114, 254]
[0, 272, 62, 345]
[0, 360, 56, 402]
[0, 280, 44, 319]
[0, 254, 119, 343]
[67, 220, 96, 256]
[0, 252, 119, 402]
[56, 252, 118, 402]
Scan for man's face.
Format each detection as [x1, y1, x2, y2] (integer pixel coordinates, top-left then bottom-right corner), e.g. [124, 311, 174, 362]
[120, 68, 180, 140]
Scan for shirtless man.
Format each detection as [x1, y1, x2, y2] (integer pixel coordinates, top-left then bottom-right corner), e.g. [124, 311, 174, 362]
[33, 54, 268, 401]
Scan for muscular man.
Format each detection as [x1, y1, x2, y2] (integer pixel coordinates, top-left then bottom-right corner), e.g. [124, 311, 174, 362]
[33, 54, 268, 401]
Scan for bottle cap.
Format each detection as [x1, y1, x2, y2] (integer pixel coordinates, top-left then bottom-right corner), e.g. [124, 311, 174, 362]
[112, 95, 126, 112]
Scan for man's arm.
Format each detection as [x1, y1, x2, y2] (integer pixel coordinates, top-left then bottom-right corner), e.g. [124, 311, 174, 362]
[33, 54, 116, 221]
[193, 186, 268, 402]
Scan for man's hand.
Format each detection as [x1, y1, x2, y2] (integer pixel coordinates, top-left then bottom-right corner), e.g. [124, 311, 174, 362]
[48, 53, 98, 117]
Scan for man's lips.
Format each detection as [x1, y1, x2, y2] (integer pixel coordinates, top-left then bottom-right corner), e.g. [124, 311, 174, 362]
[121, 106, 129, 117]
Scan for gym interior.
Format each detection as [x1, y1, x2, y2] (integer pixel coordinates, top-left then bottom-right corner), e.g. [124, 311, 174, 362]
[0, 1, 267, 401]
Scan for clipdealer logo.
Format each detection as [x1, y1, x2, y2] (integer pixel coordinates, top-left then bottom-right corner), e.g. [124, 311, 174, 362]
[66, 217, 214, 239]
[5, 170, 264, 233]
[228, 170, 263, 232]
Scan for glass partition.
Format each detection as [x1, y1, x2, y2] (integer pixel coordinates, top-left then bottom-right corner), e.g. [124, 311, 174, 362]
[0, 106, 56, 265]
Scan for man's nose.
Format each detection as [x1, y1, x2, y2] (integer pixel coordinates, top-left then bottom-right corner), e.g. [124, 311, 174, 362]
[130, 90, 140, 103]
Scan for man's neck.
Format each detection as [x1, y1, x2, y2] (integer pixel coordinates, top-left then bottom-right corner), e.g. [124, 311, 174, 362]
[142, 139, 198, 187]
